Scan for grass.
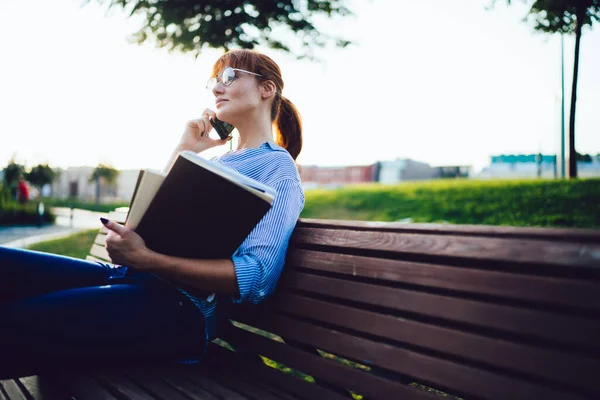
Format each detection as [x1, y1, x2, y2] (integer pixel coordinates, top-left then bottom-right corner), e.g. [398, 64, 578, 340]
[26, 228, 98, 259]
[301, 178, 600, 228]
[42, 198, 130, 214]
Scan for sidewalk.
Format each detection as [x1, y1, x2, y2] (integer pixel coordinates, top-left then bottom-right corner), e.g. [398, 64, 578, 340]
[0, 208, 108, 248]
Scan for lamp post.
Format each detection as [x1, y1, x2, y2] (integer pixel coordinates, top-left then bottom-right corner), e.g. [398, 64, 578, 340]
[560, 34, 566, 179]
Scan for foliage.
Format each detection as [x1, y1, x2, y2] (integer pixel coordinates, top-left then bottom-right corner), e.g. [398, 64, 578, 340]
[89, 164, 120, 185]
[27, 164, 58, 189]
[43, 197, 130, 213]
[91, 0, 352, 58]
[0, 200, 56, 225]
[300, 178, 600, 228]
[26, 229, 98, 259]
[3, 161, 25, 189]
[495, 0, 600, 178]
[515, 0, 600, 34]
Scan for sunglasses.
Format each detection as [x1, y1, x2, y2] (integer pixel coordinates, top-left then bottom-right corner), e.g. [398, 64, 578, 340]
[206, 67, 263, 90]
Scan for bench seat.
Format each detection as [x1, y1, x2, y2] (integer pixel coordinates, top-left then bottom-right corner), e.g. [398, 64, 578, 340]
[2, 209, 600, 400]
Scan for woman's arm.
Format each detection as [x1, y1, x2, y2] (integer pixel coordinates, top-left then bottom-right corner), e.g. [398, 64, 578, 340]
[164, 109, 231, 174]
[102, 218, 239, 297]
[140, 251, 239, 297]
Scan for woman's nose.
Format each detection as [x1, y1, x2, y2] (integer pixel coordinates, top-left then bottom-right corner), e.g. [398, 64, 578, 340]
[212, 83, 225, 96]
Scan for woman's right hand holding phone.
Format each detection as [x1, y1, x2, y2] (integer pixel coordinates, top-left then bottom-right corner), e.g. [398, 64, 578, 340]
[177, 108, 232, 154]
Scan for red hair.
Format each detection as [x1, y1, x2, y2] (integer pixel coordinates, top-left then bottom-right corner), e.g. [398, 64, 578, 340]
[211, 49, 303, 161]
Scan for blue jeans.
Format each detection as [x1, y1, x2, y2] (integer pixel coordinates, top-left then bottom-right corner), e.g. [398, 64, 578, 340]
[0, 247, 206, 379]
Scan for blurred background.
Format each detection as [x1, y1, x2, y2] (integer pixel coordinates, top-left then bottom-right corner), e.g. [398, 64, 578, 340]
[1, 0, 599, 251]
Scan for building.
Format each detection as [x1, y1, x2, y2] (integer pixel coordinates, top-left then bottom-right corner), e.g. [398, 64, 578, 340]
[378, 159, 441, 184]
[52, 167, 140, 203]
[477, 154, 600, 179]
[298, 163, 379, 189]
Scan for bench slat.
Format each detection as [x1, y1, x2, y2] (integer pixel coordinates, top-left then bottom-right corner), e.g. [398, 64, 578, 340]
[264, 293, 599, 396]
[15, 376, 72, 400]
[287, 249, 600, 311]
[94, 233, 107, 246]
[232, 309, 597, 398]
[107, 211, 128, 224]
[122, 369, 199, 400]
[159, 373, 221, 400]
[292, 228, 600, 270]
[169, 365, 249, 400]
[218, 326, 438, 400]
[280, 270, 600, 347]
[297, 218, 600, 243]
[200, 367, 293, 400]
[90, 244, 111, 262]
[204, 344, 353, 400]
[51, 372, 118, 400]
[92, 371, 155, 400]
[221, 318, 587, 400]
[0, 381, 27, 400]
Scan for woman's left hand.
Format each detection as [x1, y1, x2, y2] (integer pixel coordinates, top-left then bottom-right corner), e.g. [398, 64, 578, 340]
[102, 218, 150, 269]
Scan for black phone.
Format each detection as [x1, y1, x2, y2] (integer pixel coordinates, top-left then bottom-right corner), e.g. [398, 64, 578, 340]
[210, 117, 235, 140]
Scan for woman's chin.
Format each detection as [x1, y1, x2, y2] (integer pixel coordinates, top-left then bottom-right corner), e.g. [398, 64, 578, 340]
[216, 111, 234, 125]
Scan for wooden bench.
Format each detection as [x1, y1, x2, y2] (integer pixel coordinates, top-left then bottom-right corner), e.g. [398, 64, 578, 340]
[2, 208, 600, 400]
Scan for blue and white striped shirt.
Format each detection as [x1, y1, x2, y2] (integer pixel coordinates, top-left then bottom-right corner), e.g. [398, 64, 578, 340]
[178, 141, 305, 356]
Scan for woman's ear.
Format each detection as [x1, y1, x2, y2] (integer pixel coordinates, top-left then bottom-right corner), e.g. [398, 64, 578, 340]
[260, 80, 277, 99]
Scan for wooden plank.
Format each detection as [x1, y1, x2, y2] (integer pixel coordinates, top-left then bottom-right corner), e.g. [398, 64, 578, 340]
[204, 343, 375, 400]
[279, 270, 600, 346]
[223, 317, 587, 400]
[92, 371, 155, 400]
[296, 218, 600, 243]
[266, 294, 600, 395]
[90, 243, 111, 262]
[219, 325, 446, 400]
[16, 376, 71, 400]
[0, 385, 9, 400]
[123, 369, 194, 400]
[86, 255, 108, 264]
[291, 228, 600, 270]
[0, 381, 27, 400]
[158, 372, 221, 400]
[94, 233, 107, 246]
[286, 249, 600, 311]
[171, 366, 249, 400]
[50, 372, 118, 400]
[108, 211, 128, 224]
[201, 367, 291, 400]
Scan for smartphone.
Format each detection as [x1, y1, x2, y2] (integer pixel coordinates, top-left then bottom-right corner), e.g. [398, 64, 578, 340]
[210, 117, 235, 140]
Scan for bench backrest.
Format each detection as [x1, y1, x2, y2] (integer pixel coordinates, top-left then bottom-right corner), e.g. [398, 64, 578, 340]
[89, 211, 600, 400]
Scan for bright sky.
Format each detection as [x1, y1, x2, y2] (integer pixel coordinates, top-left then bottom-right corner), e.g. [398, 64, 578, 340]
[1, 0, 599, 173]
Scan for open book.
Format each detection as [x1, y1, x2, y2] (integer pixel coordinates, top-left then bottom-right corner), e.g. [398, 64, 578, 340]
[125, 150, 276, 262]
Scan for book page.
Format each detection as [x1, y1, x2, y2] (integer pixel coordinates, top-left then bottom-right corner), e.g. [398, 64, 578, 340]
[125, 169, 166, 229]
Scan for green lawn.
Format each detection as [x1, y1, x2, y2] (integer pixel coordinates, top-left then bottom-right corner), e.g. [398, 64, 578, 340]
[26, 229, 98, 259]
[301, 178, 600, 228]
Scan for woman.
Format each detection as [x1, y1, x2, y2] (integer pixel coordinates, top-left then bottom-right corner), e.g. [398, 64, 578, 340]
[0, 49, 304, 378]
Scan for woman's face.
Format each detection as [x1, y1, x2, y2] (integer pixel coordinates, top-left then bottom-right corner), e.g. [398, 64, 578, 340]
[212, 67, 262, 125]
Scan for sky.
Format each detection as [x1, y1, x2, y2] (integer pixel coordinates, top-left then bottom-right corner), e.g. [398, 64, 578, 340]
[1, 0, 599, 173]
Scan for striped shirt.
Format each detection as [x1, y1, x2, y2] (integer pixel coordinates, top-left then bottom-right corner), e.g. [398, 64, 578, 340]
[178, 141, 305, 360]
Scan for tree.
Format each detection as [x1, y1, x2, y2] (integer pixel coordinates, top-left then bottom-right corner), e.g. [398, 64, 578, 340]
[91, 0, 352, 58]
[498, 0, 600, 178]
[27, 164, 57, 195]
[89, 164, 120, 204]
[3, 161, 25, 189]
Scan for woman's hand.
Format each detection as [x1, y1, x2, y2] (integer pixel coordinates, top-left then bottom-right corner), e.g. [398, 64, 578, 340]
[177, 108, 232, 154]
[102, 218, 151, 270]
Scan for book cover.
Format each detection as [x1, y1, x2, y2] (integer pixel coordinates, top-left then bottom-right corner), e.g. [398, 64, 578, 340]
[131, 151, 275, 261]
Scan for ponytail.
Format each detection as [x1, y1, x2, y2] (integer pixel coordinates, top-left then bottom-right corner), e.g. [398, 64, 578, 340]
[274, 96, 303, 161]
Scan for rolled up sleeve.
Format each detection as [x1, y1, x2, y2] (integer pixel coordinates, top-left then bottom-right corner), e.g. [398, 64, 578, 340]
[231, 179, 304, 304]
